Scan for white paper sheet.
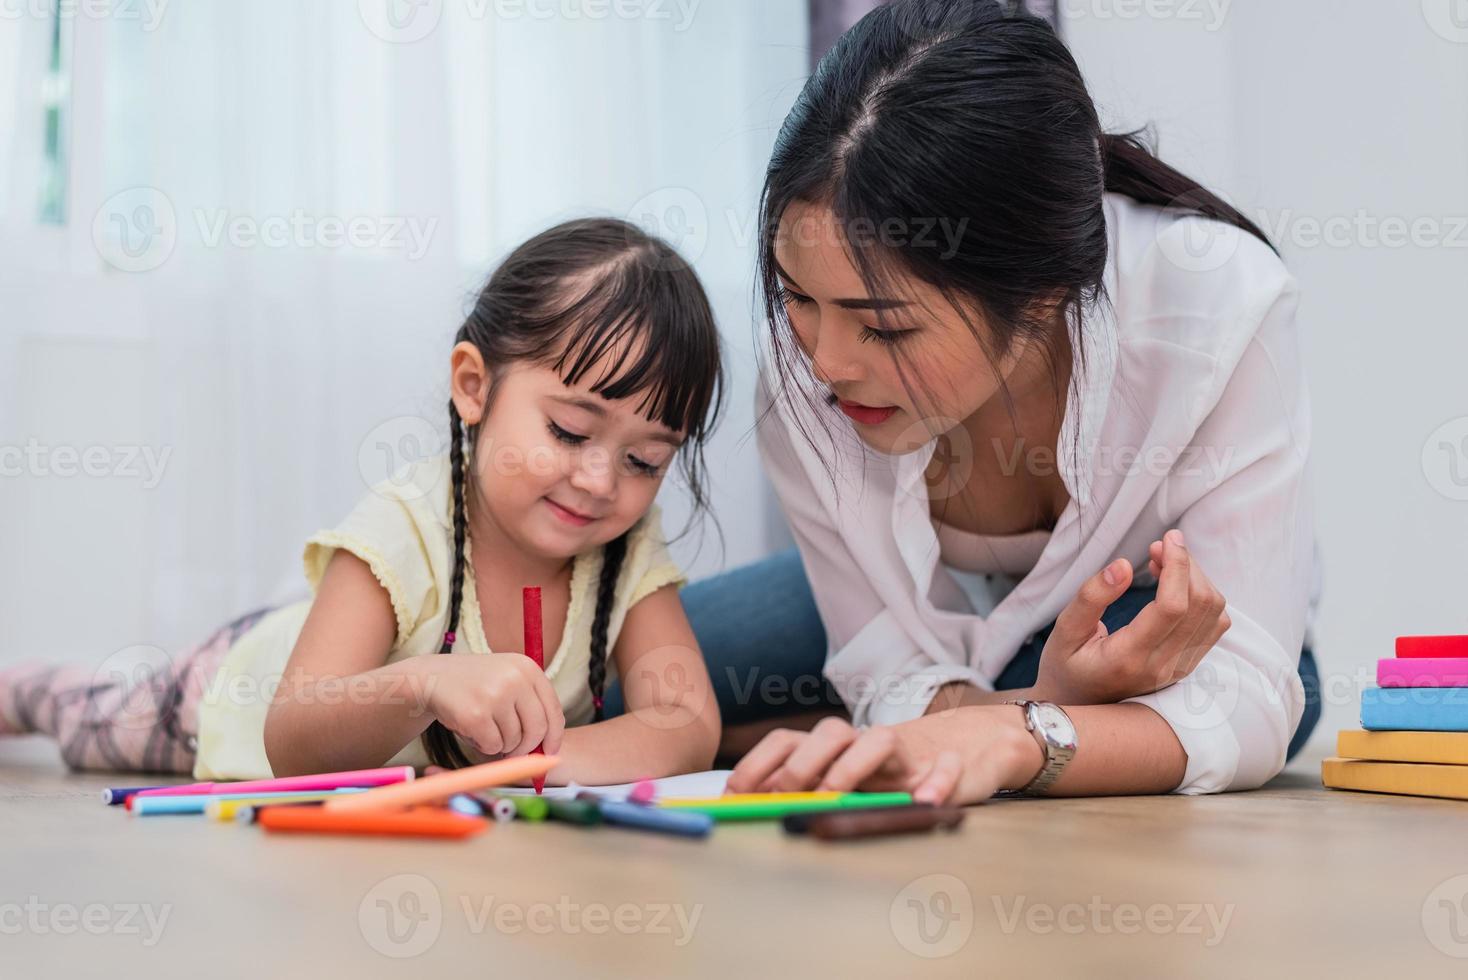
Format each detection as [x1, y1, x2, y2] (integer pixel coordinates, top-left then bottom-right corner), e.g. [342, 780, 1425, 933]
[497, 769, 732, 801]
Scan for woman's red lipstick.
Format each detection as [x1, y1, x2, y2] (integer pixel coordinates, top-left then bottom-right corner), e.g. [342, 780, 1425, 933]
[836, 400, 897, 426]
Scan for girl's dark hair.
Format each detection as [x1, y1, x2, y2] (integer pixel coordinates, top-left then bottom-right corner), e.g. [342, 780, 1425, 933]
[758, 0, 1274, 516]
[423, 217, 723, 769]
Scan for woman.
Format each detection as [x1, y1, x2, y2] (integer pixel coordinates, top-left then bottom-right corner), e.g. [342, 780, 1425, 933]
[610, 0, 1321, 803]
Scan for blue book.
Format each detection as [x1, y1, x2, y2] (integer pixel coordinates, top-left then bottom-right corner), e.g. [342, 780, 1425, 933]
[1361, 686, 1468, 731]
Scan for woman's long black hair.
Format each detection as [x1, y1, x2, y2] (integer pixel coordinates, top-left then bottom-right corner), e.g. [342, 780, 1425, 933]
[759, 0, 1274, 508]
[423, 218, 723, 769]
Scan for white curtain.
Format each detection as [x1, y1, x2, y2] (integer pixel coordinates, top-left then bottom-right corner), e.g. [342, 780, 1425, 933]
[0, 0, 808, 663]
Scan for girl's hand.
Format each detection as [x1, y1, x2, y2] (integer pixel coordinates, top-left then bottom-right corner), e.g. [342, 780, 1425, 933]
[425, 653, 565, 758]
[726, 712, 1040, 806]
[1033, 529, 1231, 705]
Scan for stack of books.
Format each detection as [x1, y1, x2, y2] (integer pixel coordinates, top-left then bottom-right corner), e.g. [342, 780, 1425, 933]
[1323, 634, 1468, 800]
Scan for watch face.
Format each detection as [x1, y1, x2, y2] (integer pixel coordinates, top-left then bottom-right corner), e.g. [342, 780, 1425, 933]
[1032, 703, 1078, 750]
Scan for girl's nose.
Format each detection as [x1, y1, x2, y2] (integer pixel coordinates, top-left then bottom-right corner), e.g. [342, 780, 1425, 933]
[568, 447, 617, 499]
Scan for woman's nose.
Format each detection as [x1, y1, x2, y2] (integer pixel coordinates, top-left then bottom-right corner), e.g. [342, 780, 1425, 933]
[809, 324, 862, 386]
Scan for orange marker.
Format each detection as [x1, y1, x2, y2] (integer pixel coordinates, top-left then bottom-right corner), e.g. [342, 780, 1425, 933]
[324, 754, 558, 812]
[523, 586, 547, 794]
[258, 805, 487, 838]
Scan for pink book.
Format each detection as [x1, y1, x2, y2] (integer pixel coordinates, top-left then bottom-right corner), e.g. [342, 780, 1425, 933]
[132, 765, 416, 799]
[1378, 658, 1468, 688]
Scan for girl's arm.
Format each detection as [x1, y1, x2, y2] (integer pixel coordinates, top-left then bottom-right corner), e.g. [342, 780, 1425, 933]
[263, 551, 439, 776]
[546, 584, 721, 785]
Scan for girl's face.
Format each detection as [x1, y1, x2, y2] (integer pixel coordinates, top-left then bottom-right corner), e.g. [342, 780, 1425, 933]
[451, 346, 683, 560]
[772, 201, 1032, 456]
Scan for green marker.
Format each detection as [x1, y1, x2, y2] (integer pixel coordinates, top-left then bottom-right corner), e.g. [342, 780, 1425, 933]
[660, 791, 914, 822]
[545, 797, 603, 826]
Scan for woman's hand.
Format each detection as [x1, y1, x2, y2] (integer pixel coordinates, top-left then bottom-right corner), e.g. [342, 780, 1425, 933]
[725, 711, 1041, 806]
[1034, 529, 1231, 705]
[425, 653, 565, 759]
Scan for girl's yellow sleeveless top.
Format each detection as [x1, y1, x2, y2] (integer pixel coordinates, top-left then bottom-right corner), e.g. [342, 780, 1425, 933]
[193, 454, 686, 780]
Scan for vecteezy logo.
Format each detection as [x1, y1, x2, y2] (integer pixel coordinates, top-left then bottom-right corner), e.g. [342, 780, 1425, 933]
[92, 187, 177, 272]
[1422, 0, 1468, 43]
[358, 415, 446, 500]
[357, 0, 443, 43]
[1423, 874, 1468, 957]
[359, 874, 442, 958]
[890, 874, 974, 958]
[1422, 416, 1468, 501]
[626, 187, 709, 266]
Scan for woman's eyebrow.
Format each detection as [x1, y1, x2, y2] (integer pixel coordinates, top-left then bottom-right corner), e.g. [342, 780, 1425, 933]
[549, 393, 683, 447]
[772, 260, 909, 311]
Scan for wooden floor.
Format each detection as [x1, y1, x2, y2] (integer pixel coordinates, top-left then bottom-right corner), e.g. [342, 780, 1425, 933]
[3, 734, 1466, 979]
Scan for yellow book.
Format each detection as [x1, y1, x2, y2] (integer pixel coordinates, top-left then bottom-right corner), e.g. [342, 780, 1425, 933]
[1322, 757, 1468, 801]
[1336, 728, 1468, 765]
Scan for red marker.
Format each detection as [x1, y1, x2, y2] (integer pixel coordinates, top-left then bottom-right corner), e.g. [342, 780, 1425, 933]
[523, 586, 547, 794]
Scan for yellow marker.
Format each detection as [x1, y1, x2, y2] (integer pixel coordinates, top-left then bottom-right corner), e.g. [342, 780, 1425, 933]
[660, 792, 843, 808]
[205, 789, 368, 821]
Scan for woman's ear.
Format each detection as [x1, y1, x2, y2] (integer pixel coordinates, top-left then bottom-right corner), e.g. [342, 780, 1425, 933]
[450, 342, 492, 425]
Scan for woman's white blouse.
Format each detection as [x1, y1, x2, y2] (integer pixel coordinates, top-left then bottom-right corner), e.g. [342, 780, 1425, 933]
[756, 192, 1320, 795]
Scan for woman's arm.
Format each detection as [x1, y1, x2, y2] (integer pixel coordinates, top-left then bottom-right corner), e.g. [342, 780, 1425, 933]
[545, 584, 720, 785]
[263, 550, 440, 775]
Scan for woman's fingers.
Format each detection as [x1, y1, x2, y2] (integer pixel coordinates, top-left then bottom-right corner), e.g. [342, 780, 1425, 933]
[727, 728, 805, 793]
[911, 750, 963, 805]
[766, 717, 858, 791]
[816, 726, 904, 792]
[1110, 531, 1192, 671]
[1141, 533, 1229, 687]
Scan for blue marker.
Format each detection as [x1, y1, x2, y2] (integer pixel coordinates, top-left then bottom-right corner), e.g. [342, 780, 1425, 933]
[578, 793, 712, 839]
[448, 794, 486, 818]
[101, 786, 168, 805]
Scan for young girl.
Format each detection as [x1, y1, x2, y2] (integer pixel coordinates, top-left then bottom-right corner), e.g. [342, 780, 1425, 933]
[1, 218, 725, 785]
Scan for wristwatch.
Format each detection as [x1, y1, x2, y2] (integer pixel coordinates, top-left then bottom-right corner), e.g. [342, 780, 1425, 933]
[997, 699, 1077, 797]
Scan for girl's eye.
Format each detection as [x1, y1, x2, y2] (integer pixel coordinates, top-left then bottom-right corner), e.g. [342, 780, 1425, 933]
[776, 284, 814, 307]
[859, 325, 913, 346]
[626, 454, 662, 478]
[547, 420, 588, 445]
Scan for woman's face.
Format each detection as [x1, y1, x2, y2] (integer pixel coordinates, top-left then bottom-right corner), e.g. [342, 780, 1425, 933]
[772, 202, 1029, 456]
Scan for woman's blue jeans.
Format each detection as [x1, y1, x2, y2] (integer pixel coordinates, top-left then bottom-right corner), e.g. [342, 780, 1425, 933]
[604, 548, 1322, 762]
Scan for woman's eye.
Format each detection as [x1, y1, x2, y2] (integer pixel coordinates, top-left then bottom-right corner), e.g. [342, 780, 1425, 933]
[626, 454, 662, 477]
[547, 420, 588, 445]
[859, 325, 912, 346]
[776, 284, 814, 307]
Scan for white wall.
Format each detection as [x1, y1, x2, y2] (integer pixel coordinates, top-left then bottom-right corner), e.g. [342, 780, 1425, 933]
[0, 1, 808, 666]
[1065, 0, 1468, 743]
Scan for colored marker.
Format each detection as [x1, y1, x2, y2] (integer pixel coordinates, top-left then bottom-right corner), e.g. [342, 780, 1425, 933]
[783, 805, 965, 840]
[132, 765, 415, 799]
[134, 787, 369, 817]
[234, 799, 337, 825]
[660, 791, 913, 822]
[484, 797, 517, 823]
[101, 786, 167, 805]
[579, 792, 712, 838]
[668, 792, 843, 806]
[258, 805, 488, 839]
[628, 779, 656, 805]
[545, 797, 602, 826]
[206, 789, 371, 821]
[324, 754, 557, 812]
[523, 586, 547, 794]
[482, 792, 548, 822]
[448, 794, 486, 818]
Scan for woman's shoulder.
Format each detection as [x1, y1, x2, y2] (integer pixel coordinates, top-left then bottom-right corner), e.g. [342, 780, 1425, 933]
[1103, 191, 1297, 362]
